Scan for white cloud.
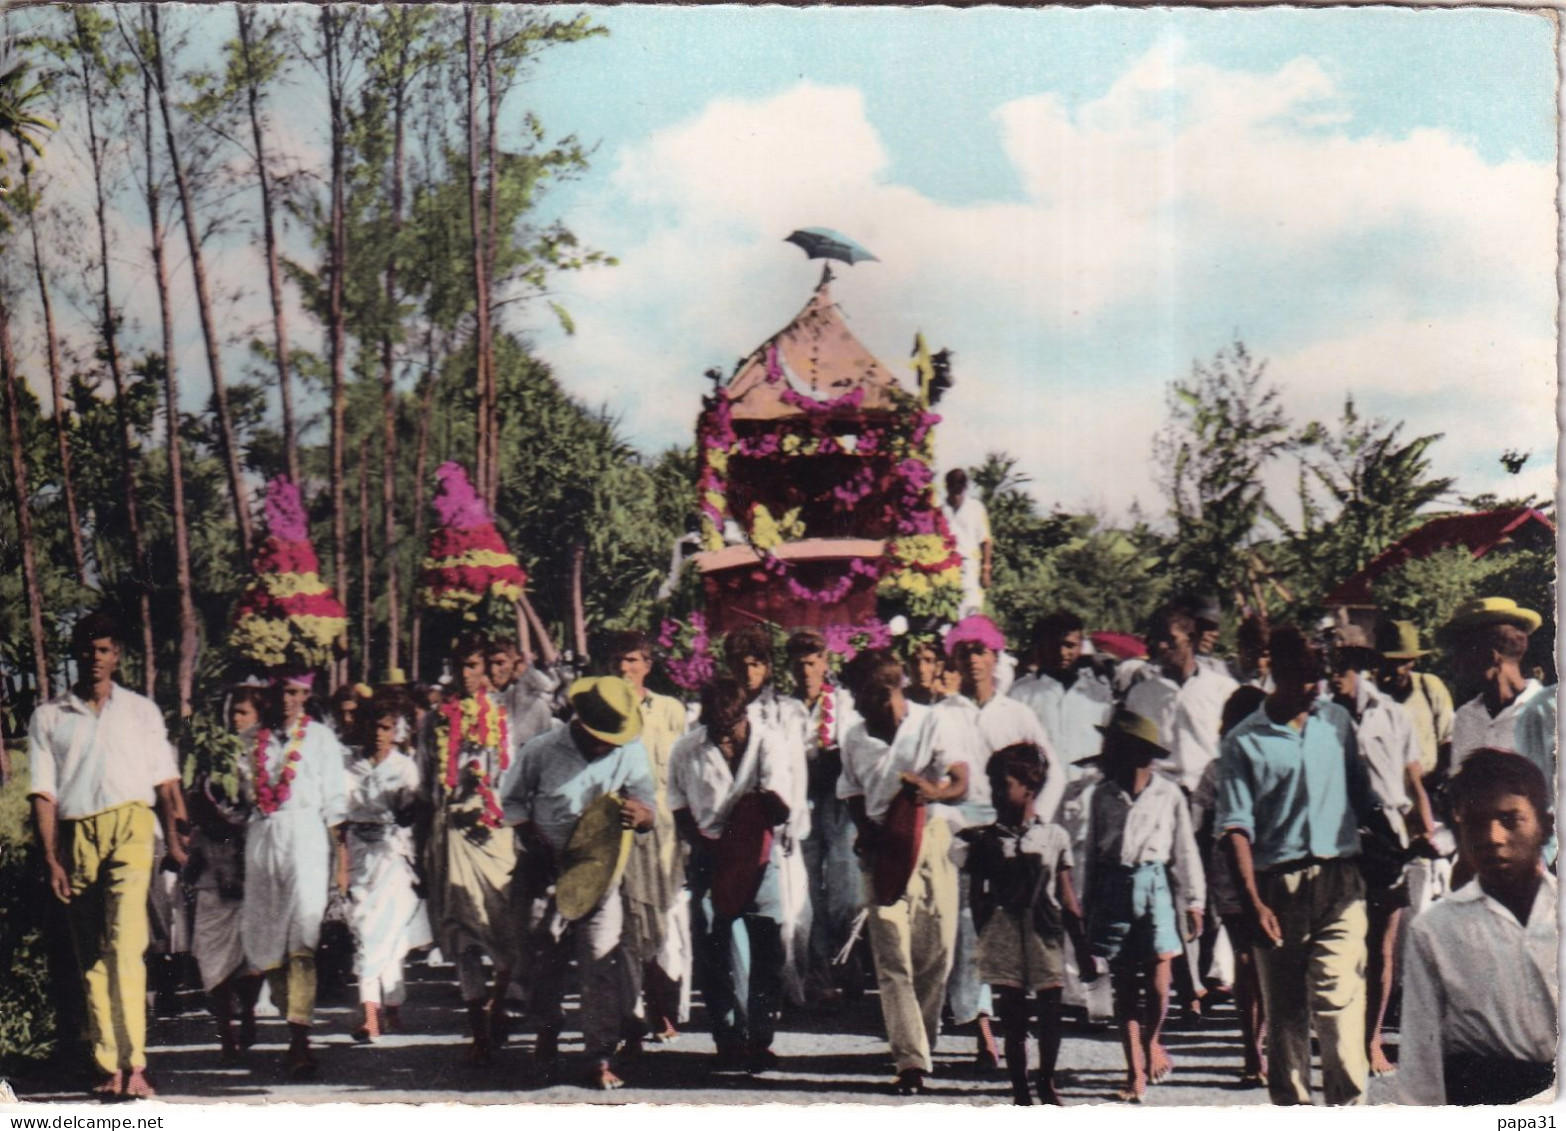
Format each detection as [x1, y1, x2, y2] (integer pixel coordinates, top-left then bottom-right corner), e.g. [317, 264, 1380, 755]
[504, 43, 1560, 519]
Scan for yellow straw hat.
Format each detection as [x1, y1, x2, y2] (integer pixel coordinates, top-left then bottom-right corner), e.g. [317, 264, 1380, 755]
[1443, 597, 1543, 637]
[569, 676, 643, 746]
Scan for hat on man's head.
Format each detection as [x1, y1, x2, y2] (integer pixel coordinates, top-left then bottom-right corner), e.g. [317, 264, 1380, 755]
[274, 671, 316, 690]
[1443, 597, 1542, 637]
[1330, 624, 1378, 656]
[569, 676, 643, 746]
[1076, 708, 1171, 765]
[1183, 594, 1223, 626]
[945, 615, 1006, 658]
[1375, 620, 1430, 661]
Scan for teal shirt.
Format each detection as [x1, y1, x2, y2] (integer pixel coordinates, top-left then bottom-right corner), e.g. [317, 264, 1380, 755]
[1215, 699, 1375, 871]
[502, 725, 656, 852]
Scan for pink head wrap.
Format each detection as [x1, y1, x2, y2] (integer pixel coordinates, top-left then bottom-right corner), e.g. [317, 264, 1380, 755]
[945, 615, 1006, 658]
[274, 672, 316, 690]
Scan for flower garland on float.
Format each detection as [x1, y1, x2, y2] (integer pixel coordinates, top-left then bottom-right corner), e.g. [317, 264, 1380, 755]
[231, 477, 348, 671]
[435, 694, 510, 828]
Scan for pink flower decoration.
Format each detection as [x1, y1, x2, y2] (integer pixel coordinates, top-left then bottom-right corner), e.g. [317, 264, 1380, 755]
[263, 476, 310, 543]
[432, 462, 492, 530]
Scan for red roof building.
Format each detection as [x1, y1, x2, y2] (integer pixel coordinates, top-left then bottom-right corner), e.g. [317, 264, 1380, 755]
[1323, 507, 1556, 610]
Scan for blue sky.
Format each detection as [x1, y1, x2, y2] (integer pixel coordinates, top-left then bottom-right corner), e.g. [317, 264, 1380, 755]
[14, 4, 1558, 526]
[520, 4, 1558, 520]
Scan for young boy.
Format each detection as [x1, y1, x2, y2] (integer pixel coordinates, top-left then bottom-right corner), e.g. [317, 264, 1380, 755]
[1398, 748, 1557, 1105]
[1078, 709, 1205, 1103]
[964, 742, 1094, 1106]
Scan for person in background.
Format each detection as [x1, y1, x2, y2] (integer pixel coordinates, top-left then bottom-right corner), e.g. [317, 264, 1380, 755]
[606, 630, 692, 1052]
[1445, 598, 1550, 775]
[669, 676, 801, 1073]
[1077, 710, 1204, 1103]
[1229, 615, 1273, 691]
[903, 637, 948, 706]
[328, 683, 369, 751]
[28, 613, 187, 1100]
[964, 742, 1094, 1106]
[941, 467, 992, 618]
[839, 651, 976, 1095]
[1217, 626, 1375, 1106]
[1326, 626, 1436, 1079]
[241, 671, 350, 1079]
[1182, 595, 1229, 678]
[487, 637, 557, 755]
[342, 696, 431, 1043]
[1397, 749, 1556, 1105]
[781, 629, 862, 1009]
[724, 624, 789, 733]
[186, 686, 268, 1066]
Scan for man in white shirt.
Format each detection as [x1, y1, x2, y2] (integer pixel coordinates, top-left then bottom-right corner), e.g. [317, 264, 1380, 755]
[1398, 749, 1556, 1105]
[28, 613, 186, 1100]
[936, 615, 1063, 1067]
[669, 677, 800, 1073]
[1327, 627, 1436, 1079]
[485, 637, 557, 754]
[1126, 607, 1239, 794]
[1445, 598, 1551, 775]
[839, 652, 977, 1094]
[941, 468, 992, 617]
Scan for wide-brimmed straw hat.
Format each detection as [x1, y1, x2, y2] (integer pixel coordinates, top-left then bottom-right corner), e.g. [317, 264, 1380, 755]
[569, 676, 643, 746]
[1374, 620, 1431, 661]
[1075, 708, 1171, 765]
[1442, 597, 1542, 637]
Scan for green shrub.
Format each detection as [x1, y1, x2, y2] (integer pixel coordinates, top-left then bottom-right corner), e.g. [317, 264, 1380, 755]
[0, 837, 58, 1066]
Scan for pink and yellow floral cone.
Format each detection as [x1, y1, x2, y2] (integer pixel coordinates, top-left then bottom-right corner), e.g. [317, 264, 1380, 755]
[418, 462, 528, 616]
[231, 476, 348, 670]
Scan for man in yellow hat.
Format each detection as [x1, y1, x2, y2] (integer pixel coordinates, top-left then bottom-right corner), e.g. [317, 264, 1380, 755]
[1445, 598, 1550, 777]
[504, 675, 656, 1090]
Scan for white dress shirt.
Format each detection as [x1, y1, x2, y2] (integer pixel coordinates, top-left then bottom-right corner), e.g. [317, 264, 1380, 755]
[1397, 873, 1558, 1105]
[1126, 664, 1239, 793]
[1079, 773, 1206, 913]
[27, 683, 180, 819]
[933, 692, 1065, 823]
[1010, 667, 1114, 775]
[838, 702, 978, 824]
[667, 724, 805, 841]
[1452, 680, 1548, 770]
[1341, 672, 1422, 836]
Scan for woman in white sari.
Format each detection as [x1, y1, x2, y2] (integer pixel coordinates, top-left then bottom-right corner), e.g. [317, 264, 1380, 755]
[343, 697, 433, 1041]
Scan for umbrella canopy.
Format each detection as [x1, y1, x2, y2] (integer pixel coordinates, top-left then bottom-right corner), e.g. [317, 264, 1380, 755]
[784, 227, 879, 265]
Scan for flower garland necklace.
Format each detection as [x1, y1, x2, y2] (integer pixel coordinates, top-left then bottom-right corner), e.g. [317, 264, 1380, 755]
[814, 686, 835, 753]
[253, 715, 310, 817]
[438, 694, 510, 828]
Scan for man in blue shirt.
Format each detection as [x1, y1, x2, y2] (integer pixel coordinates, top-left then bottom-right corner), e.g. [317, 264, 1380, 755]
[1216, 626, 1375, 1106]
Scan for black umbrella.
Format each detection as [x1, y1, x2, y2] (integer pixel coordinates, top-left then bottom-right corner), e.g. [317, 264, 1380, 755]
[784, 227, 879, 266]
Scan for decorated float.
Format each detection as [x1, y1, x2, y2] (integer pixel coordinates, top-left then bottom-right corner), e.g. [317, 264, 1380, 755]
[663, 246, 962, 687]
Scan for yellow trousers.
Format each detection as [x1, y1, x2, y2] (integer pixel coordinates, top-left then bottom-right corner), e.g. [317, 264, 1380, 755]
[265, 953, 319, 1026]
[1254, 858, 1369, 1106]
[864, 818, 957, 1073]
[64, 803, 155, 1074]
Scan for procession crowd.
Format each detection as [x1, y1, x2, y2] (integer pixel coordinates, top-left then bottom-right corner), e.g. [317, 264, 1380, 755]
[20, 516, 1559, 1107]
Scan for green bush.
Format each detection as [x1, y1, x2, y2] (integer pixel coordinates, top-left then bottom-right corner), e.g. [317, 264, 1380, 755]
[0, 837, 58, 1066]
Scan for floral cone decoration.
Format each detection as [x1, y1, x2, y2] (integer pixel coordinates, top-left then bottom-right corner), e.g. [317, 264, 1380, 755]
[418, 461, 527, 617]
[231, 476, 348, 670]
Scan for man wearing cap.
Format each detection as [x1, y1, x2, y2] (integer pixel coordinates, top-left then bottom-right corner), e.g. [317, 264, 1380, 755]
[1182, 594, 1230, 678]
[1077, 710, 1204, 1102]
[1328, 625, 1436, 1078]
[1374, 620, 1454, 780]
[936, 615, 1063, 1067]
[1446, 598, 1552, 779]
[1217, 625, 1377, 1106]
[942, 468, 992, 618]
[28, 613, 187, 1100]
[668, 676, 803, 1073]
[839, 650, 979, 1095]
[505, 675, 657, 1090]
[1126, 606, 1239, 796]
